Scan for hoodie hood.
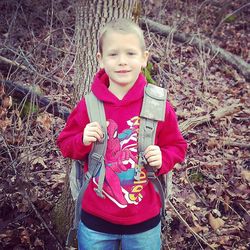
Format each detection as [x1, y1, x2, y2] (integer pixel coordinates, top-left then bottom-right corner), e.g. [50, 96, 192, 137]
[91, 69, 147, 106]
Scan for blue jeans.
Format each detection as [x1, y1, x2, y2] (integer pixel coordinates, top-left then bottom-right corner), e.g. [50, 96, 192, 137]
[77, 220, 161, 250]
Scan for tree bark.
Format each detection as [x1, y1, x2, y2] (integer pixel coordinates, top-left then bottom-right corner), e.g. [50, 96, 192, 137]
[53, 0, 138, 247]
[140, 18, 250, 81]
[73, 0, 137, 101]
[51, 161, 75, 244]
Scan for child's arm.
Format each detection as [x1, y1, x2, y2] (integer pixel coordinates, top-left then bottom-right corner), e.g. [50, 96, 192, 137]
[145, 102, 187, 175]
[57, 99, 102, 160]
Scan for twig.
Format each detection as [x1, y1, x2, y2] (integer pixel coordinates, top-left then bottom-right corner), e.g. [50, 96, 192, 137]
[23, 189, 64, 250]
[197, 0, 212, 11]
[0, 134, 16, 174]
[186, 166, 209, 206]
[168, 198, 216, 250]
[0, 211, 33, 233]
[224, 141, 250, 149]
[140, 18, 250, 80]
[0, 53, 68, 86]
[212, 2, 250, 38]
[8, 140, 50, 149]
[0, 55, 30, 71]
[30, 170, 64, 174]
[217, 198, 242, 220]
[239, 203, 250, 216]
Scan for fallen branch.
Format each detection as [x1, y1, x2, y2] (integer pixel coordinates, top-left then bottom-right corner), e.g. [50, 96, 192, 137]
[224, 141, 250, 149]
[2, 80, 244, 132]
[140, 18, 250, 80]
[0, 55, 68, 86]
[0, 55, 30, 71]
[1, 80, 70, 120]
[168, 198, 216, 250]
[179, 103, 243, 136]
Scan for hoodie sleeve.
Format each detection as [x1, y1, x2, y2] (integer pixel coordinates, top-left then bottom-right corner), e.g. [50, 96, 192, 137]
[57, 98, 92, 160]
[156, 102, 187, 175]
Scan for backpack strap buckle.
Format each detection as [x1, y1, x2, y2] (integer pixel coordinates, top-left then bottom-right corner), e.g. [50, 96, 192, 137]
[147, 171, 156, 179]
[91, 152, 103, 162]
[94, 187, 105, 198]
[89, 152, 104, 176]
[85, 171, 92, 181]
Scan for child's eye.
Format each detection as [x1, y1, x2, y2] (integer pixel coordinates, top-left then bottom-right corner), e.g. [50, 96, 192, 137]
[128, 52, 136, 56]
[109, 53, 117, 56]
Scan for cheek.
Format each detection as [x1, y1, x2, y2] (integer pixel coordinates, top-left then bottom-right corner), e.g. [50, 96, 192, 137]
[104, 60, 115, 68]
[131, 58, 144, 67]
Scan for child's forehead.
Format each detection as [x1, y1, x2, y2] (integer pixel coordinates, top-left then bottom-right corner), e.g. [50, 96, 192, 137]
[102, 31, 142, 48]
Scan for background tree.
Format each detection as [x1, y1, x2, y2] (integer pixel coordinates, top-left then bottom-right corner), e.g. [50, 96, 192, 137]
[0, 0, 249, 249]
[52, 0, 138, 246]
[73, 0, 139, 101]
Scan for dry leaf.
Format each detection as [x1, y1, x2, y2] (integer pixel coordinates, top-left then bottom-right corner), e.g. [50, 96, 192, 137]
[191, 224, 203, 234]
[207, 97, 219, 107]
[20, 228, 30, 244]
[206, 161, 223, 168]
[223, 194, 230, 212]
[0, 118, 11, 132]
[191, 222, 209, 234]
[34, 237, 44, 247]
[208, 213, 225, 230]
[241, 170, 250, 182]
[2, 95, 12, 109]
[207, 138, 219, 149]
[32, 156, 47, 169]
[36, 113, 52, 130]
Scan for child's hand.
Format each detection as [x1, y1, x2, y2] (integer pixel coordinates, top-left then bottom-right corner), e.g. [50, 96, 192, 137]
[83, 122, 104, 146]
[144, 145, 162, 171]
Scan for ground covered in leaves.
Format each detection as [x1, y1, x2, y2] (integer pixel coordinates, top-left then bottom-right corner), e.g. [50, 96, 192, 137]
[0, 0, 249, 249]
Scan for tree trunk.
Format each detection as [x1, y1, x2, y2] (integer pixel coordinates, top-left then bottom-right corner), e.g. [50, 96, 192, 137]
[73, 0, 137, 101]
[51, 161, 74, 244]
[53, 0, 138, 247]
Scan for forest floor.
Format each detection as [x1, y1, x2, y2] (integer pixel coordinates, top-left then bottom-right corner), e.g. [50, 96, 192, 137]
[0, 0, 249, 249]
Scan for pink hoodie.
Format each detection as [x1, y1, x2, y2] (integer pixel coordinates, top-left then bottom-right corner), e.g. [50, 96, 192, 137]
[57, 69, 187, 225]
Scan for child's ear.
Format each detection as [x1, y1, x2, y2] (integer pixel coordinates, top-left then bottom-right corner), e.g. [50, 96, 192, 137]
[142, 51, 149, 68]
[97, 52, 104, 68]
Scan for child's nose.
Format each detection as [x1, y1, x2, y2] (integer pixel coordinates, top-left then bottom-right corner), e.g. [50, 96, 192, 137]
[118, 54, 127, 65]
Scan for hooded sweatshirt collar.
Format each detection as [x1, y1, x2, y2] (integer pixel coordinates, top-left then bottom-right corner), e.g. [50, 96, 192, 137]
[91, 69, 147, 106]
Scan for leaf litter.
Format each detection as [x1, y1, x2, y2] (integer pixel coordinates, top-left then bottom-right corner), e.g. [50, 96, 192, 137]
[0, 0, 249, 249]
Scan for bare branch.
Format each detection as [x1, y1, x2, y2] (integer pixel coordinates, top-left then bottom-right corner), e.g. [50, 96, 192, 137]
[140, 18, 250, 80]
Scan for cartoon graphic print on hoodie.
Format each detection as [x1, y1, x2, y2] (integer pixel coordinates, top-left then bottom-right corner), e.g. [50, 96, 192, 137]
[93, 117, 145, 208]
[57, 69, 187, 225]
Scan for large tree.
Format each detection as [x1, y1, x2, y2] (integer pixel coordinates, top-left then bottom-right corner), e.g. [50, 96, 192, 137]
[73, 0, 139, 101]
[52, 0, 138, 247]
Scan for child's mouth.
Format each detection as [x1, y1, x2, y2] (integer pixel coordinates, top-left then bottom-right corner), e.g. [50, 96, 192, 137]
[116, 70, 130, 73]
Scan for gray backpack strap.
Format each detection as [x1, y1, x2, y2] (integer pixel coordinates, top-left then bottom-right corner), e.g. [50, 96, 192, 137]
[66, 92, 107, 247]
[85, 91, 107, 199]
[138, 84, 168, 219]
[140, 84, 167, 121]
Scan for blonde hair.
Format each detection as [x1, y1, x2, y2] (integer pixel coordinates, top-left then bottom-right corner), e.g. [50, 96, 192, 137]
[98, 18, 146, 54]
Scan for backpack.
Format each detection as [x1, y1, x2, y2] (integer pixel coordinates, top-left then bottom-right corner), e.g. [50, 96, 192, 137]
[66, 84, 173, 247]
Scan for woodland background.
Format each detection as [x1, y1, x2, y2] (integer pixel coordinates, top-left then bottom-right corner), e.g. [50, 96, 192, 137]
[0, 0, 249, 249]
